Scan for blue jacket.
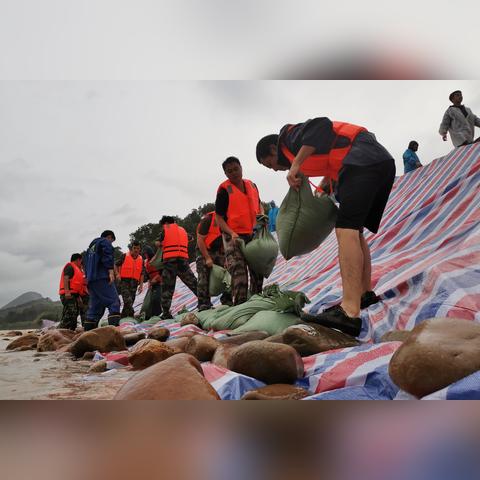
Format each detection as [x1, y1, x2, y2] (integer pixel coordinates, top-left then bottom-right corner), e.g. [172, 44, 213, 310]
[403, 148, 421, 174]
[85, 237, 114, 282]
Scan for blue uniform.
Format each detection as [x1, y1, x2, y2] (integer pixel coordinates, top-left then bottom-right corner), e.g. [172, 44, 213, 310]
[403, 148, 421, 174]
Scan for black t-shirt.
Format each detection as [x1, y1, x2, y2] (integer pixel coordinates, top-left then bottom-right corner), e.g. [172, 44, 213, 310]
[62, 264, 74, 279]
[277, 117, 393, 168]
[197, 215, 223, 252]
[453, 105, 468, 118]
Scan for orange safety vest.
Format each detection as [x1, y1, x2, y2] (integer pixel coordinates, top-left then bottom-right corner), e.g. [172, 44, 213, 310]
[218, 179, 260, 235]
[197, 211, 221, 250]
[120, 252, 143, 281]
[59, 262, 86, 295]
[280, 121, 367, 180]
[162, 223, 189, 260]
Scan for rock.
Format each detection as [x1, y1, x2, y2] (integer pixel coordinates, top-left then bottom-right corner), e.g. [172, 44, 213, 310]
[211, 344, 239, 368]
[37, 330, 75, 352]
[165, 337, 190, 353]
[174, 331, 197, 340]
[380, 330, 412, 343]
[115, 353, 220, 400]
[180, 312, 200, 327]
[89, 360, 107, 373]
[389, 318, 480, 398]
[282, 323, 359, 357]
[6, 330, 22, 336]
[219, 331, 270, 346]
[6, 333, 39, 351]
[128, 339, 175, 370]
[185, 335, 220, 362]
[33, 358, 41, 362]
[227, 340, 304, 384]
[123, 332, 146, 346]
[81, 351, 96, 361]
[265, 333, 285, 344]
[69, 326, 127, 358]
[147, 327, 170, 342]
[241, 384, 310, 400]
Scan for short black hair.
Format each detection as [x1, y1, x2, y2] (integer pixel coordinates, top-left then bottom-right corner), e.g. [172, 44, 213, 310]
[160, 216, 176, 225]
[101, 230, 116, 241]
[222, 156, 241, 171]
[408, 140, 419, 149]
[70, 253, 82, 262]
[130, 240, 141, 248]
[256, 134, 279, 162]
[449, 90, 461, 102]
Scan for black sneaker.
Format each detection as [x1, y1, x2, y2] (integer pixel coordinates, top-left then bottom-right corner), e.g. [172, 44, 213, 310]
[360, 291, 379, 309]
[300, 305, 362, 337]
[160, 313, 173, 320]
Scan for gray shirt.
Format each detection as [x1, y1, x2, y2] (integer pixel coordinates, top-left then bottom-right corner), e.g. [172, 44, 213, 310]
[439, 105, 480, 147]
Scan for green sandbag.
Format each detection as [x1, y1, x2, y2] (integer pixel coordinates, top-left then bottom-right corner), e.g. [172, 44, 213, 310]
[149, 248, 164, 270]
[276, 175, 338, 260]
[120, 317, 137, 325]
[231, 310, 301, 336]
[240, 215, 279, 278]
[209, 264, 231, 296]
[98, 318, 109, 327]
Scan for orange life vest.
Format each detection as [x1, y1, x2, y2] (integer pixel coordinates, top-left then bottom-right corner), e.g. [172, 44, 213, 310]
[197, 211, 221, 250]
[218, 179, 260, 235]
[162, 223, 189, 259]
[280, 121, 367, 180]
[120, 252, 143, 281]
[59, 262, 86, 295]
[145, 258, 162, 284]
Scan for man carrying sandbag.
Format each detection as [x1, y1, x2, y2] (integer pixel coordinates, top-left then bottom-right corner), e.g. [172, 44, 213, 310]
[142, 245, 163, 319]
[256, 118, 395, 336]
[196, 211, 233, 311]
[215, 156, 264, 305]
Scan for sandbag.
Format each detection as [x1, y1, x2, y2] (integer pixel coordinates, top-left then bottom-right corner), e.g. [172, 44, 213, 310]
[232, 311, 301, 336]
[209, 264, 231, 296]
[276, 175, 338, 260]
[240, 215, 279, 278]
[149, 248, 164, 270]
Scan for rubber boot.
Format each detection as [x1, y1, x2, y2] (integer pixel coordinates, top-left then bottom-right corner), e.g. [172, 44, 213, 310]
[107, 313, 121, 327]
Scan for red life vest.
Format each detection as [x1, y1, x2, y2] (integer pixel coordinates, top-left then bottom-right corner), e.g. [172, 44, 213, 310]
[197, 211, 221, 250]
[59, 262, 86, 295]
[145, 258, 162, 284]
[120, 252, 143, 281]
[280, 121, 367, 180]
[218, 179, 260, 235]
[162, 223, 189, 259]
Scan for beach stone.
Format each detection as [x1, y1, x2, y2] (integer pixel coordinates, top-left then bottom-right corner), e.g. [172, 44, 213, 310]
[129, 339, 175, 370]
[265, 333, 285, 344]
[389, 318, 480, 398]
[119, 327, 137, 336]
[165, 337, 190, 353]
[185, 335, 220, 362]
[115, 353, 220, 400]
[380, 330, 412, 343]
[180, 312, 200, 327]
[241, 384, 310, 400]
[175, 331, 197, 340]
[211, 344, 238, 368]
[89, 360, 107, 373]
[81, 351, 96, 361]
[219, 331, 270, 346]
[123, 332, 146, 346]
[37, 330, 76, 352]
[283, 323, 359, 357]
[227, 340, 304, 384]
[6, 330, 22, 336]
[6, 333, 39, 351]
[69, 326, 127, 358]
[147, 327, 170, 342]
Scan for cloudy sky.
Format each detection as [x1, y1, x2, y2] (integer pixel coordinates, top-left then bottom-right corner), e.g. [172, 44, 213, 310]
[1, 80, 479, 306]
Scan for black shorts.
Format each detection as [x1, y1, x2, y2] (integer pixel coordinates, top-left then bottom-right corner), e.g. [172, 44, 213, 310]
[335, 159, 396, 233]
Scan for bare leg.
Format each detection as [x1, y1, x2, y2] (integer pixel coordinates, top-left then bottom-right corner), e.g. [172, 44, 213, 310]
[359, 231, 372, 294]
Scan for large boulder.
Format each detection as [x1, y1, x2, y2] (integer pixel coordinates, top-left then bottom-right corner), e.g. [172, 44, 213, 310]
[241, 384, 310, 400]
[89, 360, 107, 373]
[211, 344, 238, 369]
[128, 339, 175, 370]
[282, 323, 359, 357]
[380, 330, 412, 343]
[37, 330, 77, 352]
[69, 326, 127, 358]
[185, 335, 220, 362]
[165, 337, 190, 353]
[114, 353, 220, 400]
[219, 331, 270, 346]
[6, 333, 39, 351]
[227, 340, 304, 384]
[389, 318, 480, 398]
[147, 327, 170, 342]
[123, 332, 146, 347]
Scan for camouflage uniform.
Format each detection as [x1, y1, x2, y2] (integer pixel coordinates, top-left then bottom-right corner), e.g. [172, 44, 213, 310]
[79, 294, 89, 327]
[120, 278, 139, 318]
[161, 258, 198, 318]
[196, 250, 232, 311]
[223, 234, 263, 305]
[59, 294, 80, 330]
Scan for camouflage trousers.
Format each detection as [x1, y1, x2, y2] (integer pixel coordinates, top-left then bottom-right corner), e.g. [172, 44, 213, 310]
[120, 278, 139, 318]
[196, 250, 232, 311]
[79, 295, 89, 327]
[161, 258, 198, 318]
[59, 294, 80, 331]
[224, 234, 263, 306]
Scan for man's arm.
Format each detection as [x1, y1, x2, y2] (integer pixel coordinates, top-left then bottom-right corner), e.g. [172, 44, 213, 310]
[197, 234, 213, 267]
[63, 275, 71, 298]
[439, 109, 451, 140]
[286, 145, 316, 190]
[216, 214, 238, 239]
[114, 253, 125, 280]
[100, 240, 115, 283]
[474, 113, 480, 128]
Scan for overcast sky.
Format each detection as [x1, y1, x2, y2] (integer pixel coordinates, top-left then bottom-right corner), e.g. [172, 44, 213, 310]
[0, 80, 479, 306]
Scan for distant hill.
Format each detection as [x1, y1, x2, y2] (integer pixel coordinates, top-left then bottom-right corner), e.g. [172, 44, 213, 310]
[0, 296, 62, 330]
[1, 291, 43, 310]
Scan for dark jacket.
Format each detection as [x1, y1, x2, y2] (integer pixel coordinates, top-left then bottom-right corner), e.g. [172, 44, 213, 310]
[85, 237, 114, 282]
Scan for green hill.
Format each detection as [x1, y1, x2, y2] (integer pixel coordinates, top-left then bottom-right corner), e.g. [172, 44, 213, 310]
[0, 297, 62, 330]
